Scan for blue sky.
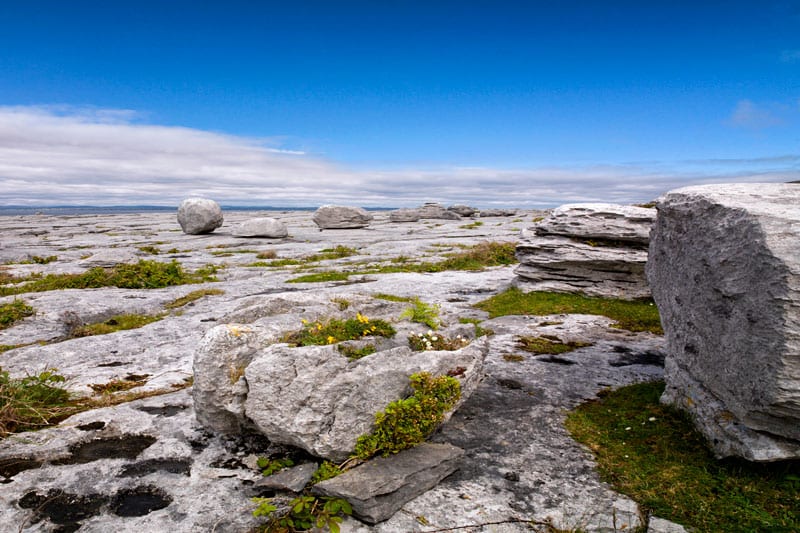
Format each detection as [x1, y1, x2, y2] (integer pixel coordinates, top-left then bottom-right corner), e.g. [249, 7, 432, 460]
[0, 1, 798, 207]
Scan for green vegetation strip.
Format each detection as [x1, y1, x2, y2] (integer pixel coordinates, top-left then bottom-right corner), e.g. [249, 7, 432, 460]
[0, 299, 35, 329]
[0, 368, 72, 437]
[70, 313, 165, 337]
[516, 335, 592, 354]
[566, 381, 799, 532]
[283, 314, 395, 346]
[0, 260, 219, 296]
[475, 287, 662, 334]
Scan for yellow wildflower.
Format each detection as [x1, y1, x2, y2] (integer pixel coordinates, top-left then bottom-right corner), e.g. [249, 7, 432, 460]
[327, 335, 336, 344]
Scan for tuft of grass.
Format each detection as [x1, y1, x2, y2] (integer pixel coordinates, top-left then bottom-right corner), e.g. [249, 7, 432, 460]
[286, 271, 352, 283]
[137, 245, 161, 255]
[400, 298, 441, 329]
[165, 288, 225, 310]
[459, 221, 483, 229]
[475, 287, 662, 334]
[516, 335, 592, 354]
[308, 246, 358, 261]
[0, 368, 73, 437]
[566, 381, 799, 532]
[458, 317, 494, 337]
[70, 313, 165, 337]
[372, 293, 414, 303]
[283, 314, 396, 346]
[89, 374, 149, 394]
[331, 297, 350, 310]
[255, 250, 278, 260]
[0, 260, 220, 296]
[353, 372, 461, 459]
[0, 299, 35, 329]
[337, 343, 377, 360]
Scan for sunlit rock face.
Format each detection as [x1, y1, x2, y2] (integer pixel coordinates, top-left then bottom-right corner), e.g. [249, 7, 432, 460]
[177, 197, 223, 234]
[647, 183, 800, 461]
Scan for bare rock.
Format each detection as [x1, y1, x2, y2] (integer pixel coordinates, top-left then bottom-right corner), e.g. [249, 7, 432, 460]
[243, 339, 487, 462]
[448, 204, 478, 217]
[417, 203, 461, 220]
[312, 442, 464, 524]
[253, 462, 318, 493]
[536, 203, 655, 244]
[648, 183, 800, 461]
[479, 208, 517, 217]
[388, 208, 421, 223]
[79, 249, 141, 267]
[231, 217, 288, 238]
[176, 198, 223, 235]
[312, 205, 373, 229]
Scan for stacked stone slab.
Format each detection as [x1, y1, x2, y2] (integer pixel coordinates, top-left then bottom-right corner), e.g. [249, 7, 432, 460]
[647, 183, 800, 461]
[515, 203, 655, 299]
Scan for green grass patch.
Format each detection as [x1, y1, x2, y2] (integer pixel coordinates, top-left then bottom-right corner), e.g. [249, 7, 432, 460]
[353, 372, 461, 459]
[337, 343, 377, 360]
[459, 221, 483, 229]
[283, 314, 396, 346]
[0, 368, 73, 437]
[137, 245, 161, 255]
[286, 271, 352, 283]
[516, 335, 593, 354]
[308, 245, 358, 261]
[399, 298, 441, 329]
[566, 381, 799, 532]
[0, 260, 219, 296]
[372, 293, 414, 302]
[475, 287, 662, 334]
[458, 317, 494, 337]
[70, 313, 165, 337]
[165, 288, 225, 309]
[0, 299, 35, 329]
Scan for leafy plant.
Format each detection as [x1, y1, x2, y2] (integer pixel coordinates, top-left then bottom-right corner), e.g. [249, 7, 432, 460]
[475, 287, 662, 334]
[257, 456, 295, 476]
[284, 314, 395, 346]
[0, 299, 35, 329]
[311, 460, 343, 484]
[252, 495, 352, 533]
[336, 343, 376, 360]
[400, 298, 441, 329]
[0, 368, 72, 437]
[408, 331, 469, 351]
[566, 381, 799, 532]
[353, 372, 461, 459]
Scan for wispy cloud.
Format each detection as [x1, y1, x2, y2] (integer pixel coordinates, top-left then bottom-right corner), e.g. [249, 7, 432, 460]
[727, 99, 785, 129]
[0, 105, 795, 208]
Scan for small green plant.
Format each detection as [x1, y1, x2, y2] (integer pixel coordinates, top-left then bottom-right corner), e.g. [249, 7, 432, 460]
[165, 288, 225, 309]
[311, 460, 343, 484]
[0, 299, 35, 329]
[475, 288, 663, 334]
[256, 250, 278, 260]
[257, 456, 295, 476]
[400, 298, 441, 329]
[566, 381, 800, 531]
[372, 293, 414, 303]
[0, 368, 72, 436]
[331, 298, 350, 310]
[459, 221, 483, 229]
[284, 313, 396, 346]
[458, 317, 493, 337]
[137, 245, 161, 255]
[337, 343, 376, 360]
[70, 313, 165, 337]
[286, 271, 351, 283]
[408, 331, 469, 351]
[353, 372, 461, 459]
[516, 336, 592, 355]
[308, 246, 358, 261]
[252, 495, 352, 533]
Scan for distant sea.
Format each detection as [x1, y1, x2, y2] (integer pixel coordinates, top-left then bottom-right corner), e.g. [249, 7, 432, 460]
[0, 205, 395, 217]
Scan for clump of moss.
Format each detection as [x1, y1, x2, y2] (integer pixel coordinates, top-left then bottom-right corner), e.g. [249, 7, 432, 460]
[0, 299, 35, 329]
[516, 335, 592, 355]
[165, 288, 225, 310]
[566, 381, 800, 532]
[70, 313, 165, 337]
[475, 287, 662, 334]
[284, 313, 395, 346]
[353, 372, 461, 459]
[337, 343, 376, 360]
[0, 260, 219, 296]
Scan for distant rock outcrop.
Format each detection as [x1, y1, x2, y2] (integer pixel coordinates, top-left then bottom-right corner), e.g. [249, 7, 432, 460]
[647, 183, 800, 461]
[447, 204, 478, 217]
[478, 208, 517, 217]
[388, 208, 421, 223]
[416, 202, 461, 220]
[312, 205, 373, 229]
[177, 198, 223, 235]
[231, 217, 288, 238]
[515, 203, 655, 299]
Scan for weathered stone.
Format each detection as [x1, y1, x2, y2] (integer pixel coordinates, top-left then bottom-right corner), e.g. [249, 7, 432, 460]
[388, 208, 421, 223]
[448, 204, 478, 217]
[417, 202, 461, 220]
[79, 249, 141, 267]
[176, 197, 223, 234]
[648, 517, 689, 533]
[515, 230, 650, 299]
[648, 183, 800, 461]
[312, 442, 464, 524]
[231, 217, 288, 238]
[312, 205, 373, 229]
[536, 203, 655, 244]
[252, 462, 318, 493]
[243, 340, 487, 461]
[479, 208, 517, 217]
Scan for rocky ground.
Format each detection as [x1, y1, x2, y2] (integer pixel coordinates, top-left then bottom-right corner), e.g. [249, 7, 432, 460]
[0, 210, 677, 532]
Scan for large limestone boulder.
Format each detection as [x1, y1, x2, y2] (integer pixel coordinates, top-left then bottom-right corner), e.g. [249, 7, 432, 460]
[231, 217, 288, 238]
[416, 202, 461, 220]
[447, 204, 478, 217]
[388, 208, 421, 223]
[177, 198, 223, 235]
[312, 205, 373, 229]
[647, 183, 800, 461]
[515, 203, 655, 299]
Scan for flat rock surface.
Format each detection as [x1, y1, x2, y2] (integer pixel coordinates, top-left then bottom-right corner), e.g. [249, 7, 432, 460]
[0, 209, 670, 532]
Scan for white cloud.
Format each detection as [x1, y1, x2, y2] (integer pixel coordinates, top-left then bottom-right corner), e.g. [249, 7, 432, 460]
[727, 99, 784, 129]
[0, 105, 796, 208]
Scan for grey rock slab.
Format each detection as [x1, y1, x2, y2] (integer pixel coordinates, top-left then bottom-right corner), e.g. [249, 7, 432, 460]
[387, 208, 421, 222]
[648, 516, 689, 533]
[79, 249, 141, 267]
[535, 203, 655, 244]
[416, 202, 462, 220]
[313, 205, 373, 229]
[176, 197, 223, 234]
[479, 208, 518, 217]
[231, 217, 289, 238]
[448, 204, 478, 217]
[648, 183, 800, 460]
[312, 442, 465, 524]
[253, 462, 318, 493]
